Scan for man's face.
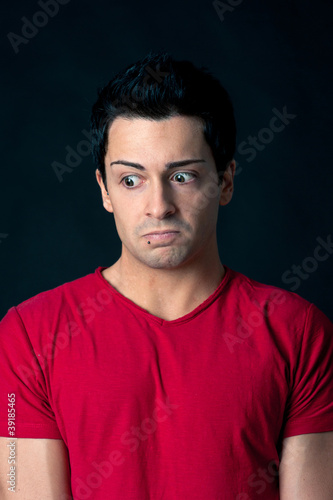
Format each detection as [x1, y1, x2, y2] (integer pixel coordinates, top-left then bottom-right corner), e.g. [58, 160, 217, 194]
[96, 115, 235, 270]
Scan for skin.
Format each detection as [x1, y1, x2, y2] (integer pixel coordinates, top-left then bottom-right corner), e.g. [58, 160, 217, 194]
[95, 114, 236, 321]
[279, 432, 333, 499]
[0, 437, 71, 499]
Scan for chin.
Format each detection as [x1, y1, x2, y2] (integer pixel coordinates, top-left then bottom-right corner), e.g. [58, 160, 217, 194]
[143, 249, 192, 270]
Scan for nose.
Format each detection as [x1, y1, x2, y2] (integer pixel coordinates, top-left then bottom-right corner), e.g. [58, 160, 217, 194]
[145, 179, 176, 220]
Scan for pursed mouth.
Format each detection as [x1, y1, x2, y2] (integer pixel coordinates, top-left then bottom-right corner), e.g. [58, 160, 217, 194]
[144, 230, 180, 236]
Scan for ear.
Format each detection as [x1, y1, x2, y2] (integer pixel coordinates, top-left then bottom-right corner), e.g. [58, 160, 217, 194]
[219, 160, 236, 206]
[95, 169, 114, 213]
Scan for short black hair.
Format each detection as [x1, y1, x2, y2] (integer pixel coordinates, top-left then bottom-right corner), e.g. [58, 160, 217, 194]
[91, 50, 236, 188]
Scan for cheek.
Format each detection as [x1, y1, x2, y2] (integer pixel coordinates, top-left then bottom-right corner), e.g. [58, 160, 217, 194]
[112, 205, 140, 241]
[184, 188, 220, 223]
[111, 208, 128, 233]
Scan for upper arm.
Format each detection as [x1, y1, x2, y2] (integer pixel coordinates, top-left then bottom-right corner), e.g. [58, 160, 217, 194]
[279, 431, 333, 500]
[0, 437, 72, 499]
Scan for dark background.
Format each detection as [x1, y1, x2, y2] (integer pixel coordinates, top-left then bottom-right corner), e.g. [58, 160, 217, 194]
[1, 0, 332, 320]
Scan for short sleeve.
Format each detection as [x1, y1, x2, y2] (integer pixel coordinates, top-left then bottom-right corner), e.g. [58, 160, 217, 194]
[282, 302, 333, 438]
[0, 307, 62, 439]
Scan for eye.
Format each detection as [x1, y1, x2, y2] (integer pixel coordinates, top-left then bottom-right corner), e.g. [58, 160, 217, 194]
[120, 171, 197, 188]
[121, 175, 141, 188]
[172, 172, 196, 183]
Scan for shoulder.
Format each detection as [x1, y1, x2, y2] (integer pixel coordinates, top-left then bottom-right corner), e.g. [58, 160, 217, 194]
[226, 266, 312, 319]
[1, 268, 105, 327]
[224, 266, 333, 358]
[224, 266, 333, 339]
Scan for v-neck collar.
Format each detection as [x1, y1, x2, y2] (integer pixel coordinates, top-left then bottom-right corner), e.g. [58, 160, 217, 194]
[95, 265, 233, 327]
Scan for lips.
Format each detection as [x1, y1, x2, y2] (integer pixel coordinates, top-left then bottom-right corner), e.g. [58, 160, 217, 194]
[143, 230, 180, 243]
[144, 230, 179, 236]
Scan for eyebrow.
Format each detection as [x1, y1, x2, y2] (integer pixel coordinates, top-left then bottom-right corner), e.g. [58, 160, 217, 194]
[109, 159, 207, 170]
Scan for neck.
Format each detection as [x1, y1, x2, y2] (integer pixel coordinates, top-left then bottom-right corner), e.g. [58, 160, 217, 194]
[103, 243, 225, 321]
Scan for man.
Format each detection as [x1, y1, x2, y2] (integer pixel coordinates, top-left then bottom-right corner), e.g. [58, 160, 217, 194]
[0, 51, 332, 499]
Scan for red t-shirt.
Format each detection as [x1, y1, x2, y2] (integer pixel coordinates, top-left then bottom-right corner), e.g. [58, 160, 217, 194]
[0, 265, 333, 499]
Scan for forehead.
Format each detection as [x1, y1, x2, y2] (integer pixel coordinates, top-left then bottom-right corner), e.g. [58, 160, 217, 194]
[106, 115, 207, 156]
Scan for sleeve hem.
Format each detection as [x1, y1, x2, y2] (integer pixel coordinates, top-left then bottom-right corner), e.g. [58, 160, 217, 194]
[0, 423, 62, 440]
[283, 417, 333, 438]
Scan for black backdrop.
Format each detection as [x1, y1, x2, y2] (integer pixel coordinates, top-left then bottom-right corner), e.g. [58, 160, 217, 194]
[1, 0, 332, 320]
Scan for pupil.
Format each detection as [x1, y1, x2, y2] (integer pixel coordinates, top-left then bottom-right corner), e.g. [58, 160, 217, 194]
[176, 174, 184, 182]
